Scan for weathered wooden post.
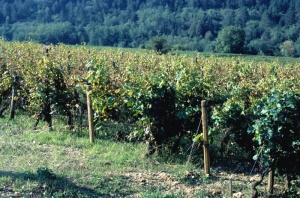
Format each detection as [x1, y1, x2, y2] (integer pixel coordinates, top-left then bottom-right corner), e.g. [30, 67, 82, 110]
[201, 100, 210, 175]
[86, 84, 95, 143]
[268, 169, 274, 194]
[10, 75, 18, 120]
[229, 178, 233, 197]
[285, 175, 291, 193]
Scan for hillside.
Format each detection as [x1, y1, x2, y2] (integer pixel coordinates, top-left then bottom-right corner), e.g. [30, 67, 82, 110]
[0, 0, 300, 56]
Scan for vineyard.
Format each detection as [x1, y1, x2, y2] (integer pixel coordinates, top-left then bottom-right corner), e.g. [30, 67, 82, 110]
[1, 40, 300, 197]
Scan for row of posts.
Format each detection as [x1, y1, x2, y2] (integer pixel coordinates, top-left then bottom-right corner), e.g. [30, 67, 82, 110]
[10, 81, 276, 197]
[8, 78, 207, 159]
[9, 81, 208, 168]
[10, 81, 211, 174]
[8, 76, 95, 139]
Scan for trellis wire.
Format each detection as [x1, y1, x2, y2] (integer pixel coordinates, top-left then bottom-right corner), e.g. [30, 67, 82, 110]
[186, 117, 202, 166]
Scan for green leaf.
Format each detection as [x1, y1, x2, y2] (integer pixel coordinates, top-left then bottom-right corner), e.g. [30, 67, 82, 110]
[253, 154, 258, 161]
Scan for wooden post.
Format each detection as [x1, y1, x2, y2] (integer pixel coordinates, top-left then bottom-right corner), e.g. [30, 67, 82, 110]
[201, 100, 210, 175]
[229, 178, 233, 198]
[10, 76, 18, 120]
[268, 169, 274, 194]
[285, 174, 291, 192]
[86, 85, 94, 143]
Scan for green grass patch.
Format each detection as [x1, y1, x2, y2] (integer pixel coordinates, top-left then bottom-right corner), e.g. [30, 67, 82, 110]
[0, 111, 299, 197]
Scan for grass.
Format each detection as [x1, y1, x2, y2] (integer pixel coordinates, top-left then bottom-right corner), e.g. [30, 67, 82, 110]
[0, 110, 299, 197]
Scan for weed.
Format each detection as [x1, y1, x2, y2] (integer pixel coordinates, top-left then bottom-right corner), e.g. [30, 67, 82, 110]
[0, 176, 13, 186]
[36, 167, 56, 181]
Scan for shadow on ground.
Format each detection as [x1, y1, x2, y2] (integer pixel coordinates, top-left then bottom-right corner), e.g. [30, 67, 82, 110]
[0, 168, 136, 197]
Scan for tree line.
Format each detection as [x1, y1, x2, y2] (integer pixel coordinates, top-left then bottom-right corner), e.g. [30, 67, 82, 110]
[0, 0, 300, 56]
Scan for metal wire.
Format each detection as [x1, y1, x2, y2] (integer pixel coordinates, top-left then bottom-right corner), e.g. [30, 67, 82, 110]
[249, 145, 264, 176]
[186, 117, 202, 166]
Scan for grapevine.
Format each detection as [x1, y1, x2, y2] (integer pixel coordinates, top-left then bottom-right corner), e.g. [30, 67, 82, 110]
[0, 40, 300, 194]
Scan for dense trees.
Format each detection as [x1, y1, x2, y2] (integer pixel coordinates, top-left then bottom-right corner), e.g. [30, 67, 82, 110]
[216, 26, 245, 53]
[0, 0, 300, 56]
[280, 40, 296, 57]
[147, 36, 170, 54]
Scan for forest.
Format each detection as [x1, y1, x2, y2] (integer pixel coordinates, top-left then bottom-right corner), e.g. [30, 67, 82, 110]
[0, 0, 300, 56]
